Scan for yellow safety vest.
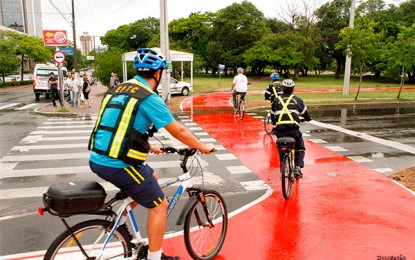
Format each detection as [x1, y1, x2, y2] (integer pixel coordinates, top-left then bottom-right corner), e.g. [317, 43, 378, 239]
[89, 79, 155, 164]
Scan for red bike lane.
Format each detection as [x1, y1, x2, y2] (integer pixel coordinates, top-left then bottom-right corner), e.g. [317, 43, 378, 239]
[163, 92, 415, 259]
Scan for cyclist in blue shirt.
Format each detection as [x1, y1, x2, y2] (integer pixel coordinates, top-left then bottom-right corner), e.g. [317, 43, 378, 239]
[89, 48, 215, 260]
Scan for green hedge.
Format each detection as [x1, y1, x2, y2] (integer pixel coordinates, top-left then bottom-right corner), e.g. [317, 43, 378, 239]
[0, 80, 33, 88]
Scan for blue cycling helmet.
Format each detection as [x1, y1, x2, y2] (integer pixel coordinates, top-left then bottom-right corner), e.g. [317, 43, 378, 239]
[270, 73, 280, 81]
[134, 48, 167, 71]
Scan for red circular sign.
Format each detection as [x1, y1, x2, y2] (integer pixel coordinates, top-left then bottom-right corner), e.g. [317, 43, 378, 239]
[53, 51, 66, 64]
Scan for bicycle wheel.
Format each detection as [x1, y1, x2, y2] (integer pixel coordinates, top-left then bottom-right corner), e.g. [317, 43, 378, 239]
[264, 112, 273, 134]
[281, 153, 294, 199]
[44, 219, 132, 260]
[184, 190, 228, 260]
[239, 100, 245, 120]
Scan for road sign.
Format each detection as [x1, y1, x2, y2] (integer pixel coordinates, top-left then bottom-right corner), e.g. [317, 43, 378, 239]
[60, 47, 74, 56]
[43, 30, 68, 46]
[53, 51, 66, 64]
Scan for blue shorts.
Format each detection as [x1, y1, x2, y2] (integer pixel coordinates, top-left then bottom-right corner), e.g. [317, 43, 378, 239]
[89, 161, 165, 209]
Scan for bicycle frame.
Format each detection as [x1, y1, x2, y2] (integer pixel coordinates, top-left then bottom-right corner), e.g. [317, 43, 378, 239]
[93, 160, 198, 258]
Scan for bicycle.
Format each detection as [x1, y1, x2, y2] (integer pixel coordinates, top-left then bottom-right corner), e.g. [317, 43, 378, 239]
[233, 92, 245, 120]
[276, 137, 297, 199]
[264, 111, 273, 134]
[39, 146, 228, 260]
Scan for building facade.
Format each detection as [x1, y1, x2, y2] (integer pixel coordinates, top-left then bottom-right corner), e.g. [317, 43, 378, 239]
[0, 0, 42, 37]
[80, 32, 94, 56]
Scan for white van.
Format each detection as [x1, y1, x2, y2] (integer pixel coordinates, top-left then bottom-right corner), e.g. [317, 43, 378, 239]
[33, 63, 68, 100]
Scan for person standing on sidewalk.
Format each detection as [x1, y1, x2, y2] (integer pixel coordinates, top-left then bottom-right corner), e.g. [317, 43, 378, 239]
[65, 74, 73, 105]
[71, 74, 80, 107]
[82, 75, 92, 108]
[48, 72, 62, 107]
[109, 72, 116, 89]
[230, 67, 248, 112]
[89, 47, 215, 260]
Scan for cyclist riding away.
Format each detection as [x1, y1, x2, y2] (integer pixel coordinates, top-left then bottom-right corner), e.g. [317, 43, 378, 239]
[264, 73, 282, 103]
[230, 67, 248, 113]
[88, 48, 215, 260]
[271, 79, 312, 178]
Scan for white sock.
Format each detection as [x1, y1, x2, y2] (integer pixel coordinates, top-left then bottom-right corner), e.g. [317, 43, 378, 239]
[147, 249, 162, 260]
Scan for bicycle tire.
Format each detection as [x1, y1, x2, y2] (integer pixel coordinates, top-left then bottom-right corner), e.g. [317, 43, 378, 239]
[239, 101, 245, 120]
[44, 219, 132, 260]
[184, 190, 228, 260]
[264, 112, 273, 134]
[281, 153, 293, 199]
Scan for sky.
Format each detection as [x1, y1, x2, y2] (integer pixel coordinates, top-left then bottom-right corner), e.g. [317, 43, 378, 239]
[40, 0, 403, 46]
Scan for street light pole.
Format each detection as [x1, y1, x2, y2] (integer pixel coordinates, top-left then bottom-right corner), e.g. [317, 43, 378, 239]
[342, 0, 355, 96]
[71, 0, 79, 73]
[160, 0, 171, 103]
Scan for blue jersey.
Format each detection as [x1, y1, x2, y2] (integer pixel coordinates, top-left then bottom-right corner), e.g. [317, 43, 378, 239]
[90, 76, 174, 168]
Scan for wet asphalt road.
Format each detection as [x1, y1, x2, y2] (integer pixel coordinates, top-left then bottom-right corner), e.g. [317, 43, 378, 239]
[0, 86, 414, 257]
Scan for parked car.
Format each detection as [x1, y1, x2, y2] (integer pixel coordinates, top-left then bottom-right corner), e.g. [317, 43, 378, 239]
[33, 63, 68, 100]
[157, 77, 192, 96]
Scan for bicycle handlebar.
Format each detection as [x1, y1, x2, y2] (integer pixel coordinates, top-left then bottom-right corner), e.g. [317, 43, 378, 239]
[161, 147, 198, 158]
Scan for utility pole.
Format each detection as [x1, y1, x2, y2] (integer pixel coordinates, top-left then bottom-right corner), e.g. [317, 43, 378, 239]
[71, 0, 79, 73]
[160, 0, 171, 103]
[342, 0, 355, 96]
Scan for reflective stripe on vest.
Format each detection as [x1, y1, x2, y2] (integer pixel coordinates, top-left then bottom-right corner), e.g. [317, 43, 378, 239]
[109, 98, 138, 158]
[89, 94, 113, 151]
[276, 95, 300, 126]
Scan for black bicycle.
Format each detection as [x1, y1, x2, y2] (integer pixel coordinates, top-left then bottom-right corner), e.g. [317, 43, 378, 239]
[277, 137, 297, 199]
[233, 93, 245, 120]
[264, 111, 273, 134]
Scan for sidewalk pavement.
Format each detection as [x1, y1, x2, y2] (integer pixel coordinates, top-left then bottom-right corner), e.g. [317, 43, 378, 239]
[35, 82, 107, 116]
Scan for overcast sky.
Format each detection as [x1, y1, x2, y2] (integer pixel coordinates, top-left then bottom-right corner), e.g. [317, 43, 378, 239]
[40, 0, 403, 46]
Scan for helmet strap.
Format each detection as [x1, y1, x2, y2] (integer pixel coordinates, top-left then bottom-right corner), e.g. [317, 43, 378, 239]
[151, 69, 163, 90]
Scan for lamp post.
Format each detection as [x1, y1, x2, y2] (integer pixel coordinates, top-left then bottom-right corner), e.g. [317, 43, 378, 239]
[342, 0, 355, 96]
[160, 0, 171, 103]
[71, 0, 79, 73]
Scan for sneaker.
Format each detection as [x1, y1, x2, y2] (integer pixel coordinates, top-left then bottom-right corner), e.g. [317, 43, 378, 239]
[161, 253, 180, 260]
[294, 166, 303, 179]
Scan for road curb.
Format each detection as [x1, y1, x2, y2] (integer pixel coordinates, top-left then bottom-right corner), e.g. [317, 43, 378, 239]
[33, 107, 79, 117]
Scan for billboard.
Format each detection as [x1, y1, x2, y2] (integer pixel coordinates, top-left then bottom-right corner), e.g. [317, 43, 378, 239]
[43, 30, 68, 46]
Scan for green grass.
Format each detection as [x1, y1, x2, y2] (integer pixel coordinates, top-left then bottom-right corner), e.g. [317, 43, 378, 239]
[186, 73, 415, 105]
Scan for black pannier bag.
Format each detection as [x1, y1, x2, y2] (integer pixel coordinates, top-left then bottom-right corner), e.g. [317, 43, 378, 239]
[43, 181, 107, 214]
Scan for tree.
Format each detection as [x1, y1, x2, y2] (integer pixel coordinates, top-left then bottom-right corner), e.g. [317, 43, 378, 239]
[3, 31, 51, 80]
[101, 17, 160, 52]
[337, 17, 385, 99]
[128, 17, 160, 50]
[169, 12, 214, 72]
[315, 0, 351, 78]
[208, 1, 268, 73]
[0, 31, 21, 81]
[94, 48, 132, 88]
[388, 24, 415, 86]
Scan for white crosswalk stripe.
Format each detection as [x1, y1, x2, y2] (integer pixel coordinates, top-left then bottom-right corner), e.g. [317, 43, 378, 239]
[0, 103, 20, 110]
[0, 116, 268, 203]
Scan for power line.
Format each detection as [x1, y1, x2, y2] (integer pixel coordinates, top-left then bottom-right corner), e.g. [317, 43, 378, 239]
[47, 0, 72, 26]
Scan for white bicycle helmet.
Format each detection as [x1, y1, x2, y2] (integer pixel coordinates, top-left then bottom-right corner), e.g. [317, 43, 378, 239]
[281, 79, 295, 88]
[281, 79, 295, 93]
